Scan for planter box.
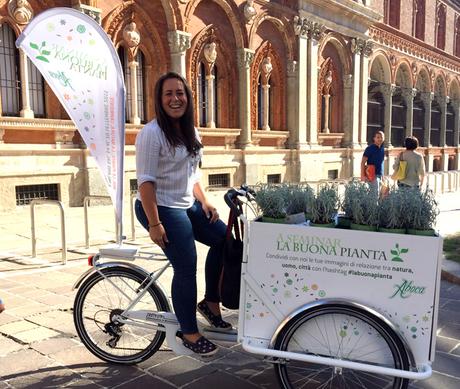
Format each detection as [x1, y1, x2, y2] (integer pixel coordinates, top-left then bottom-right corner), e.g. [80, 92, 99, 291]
[240, 221, 443, 367]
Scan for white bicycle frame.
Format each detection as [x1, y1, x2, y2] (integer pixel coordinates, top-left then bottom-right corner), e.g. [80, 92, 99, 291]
[74, 211, 433, 381]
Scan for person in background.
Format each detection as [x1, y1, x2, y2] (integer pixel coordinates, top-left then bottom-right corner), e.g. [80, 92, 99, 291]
[392, 136, 425, 189]
[361, 130, 385, 194]
[135, 72, 229, 356]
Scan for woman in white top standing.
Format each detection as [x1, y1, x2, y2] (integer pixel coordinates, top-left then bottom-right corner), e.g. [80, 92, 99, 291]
[135, 72, 230, 356]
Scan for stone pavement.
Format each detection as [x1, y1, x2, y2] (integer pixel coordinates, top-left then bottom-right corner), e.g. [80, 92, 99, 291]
[0, 190, 459, 388]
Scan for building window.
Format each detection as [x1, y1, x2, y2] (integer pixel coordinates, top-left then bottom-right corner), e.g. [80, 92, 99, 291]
[413, 93, 425, 146]
[0, 23, 21, 116]
[435, 2, 446, 50]
[367, 84, 384, 144]
[28, 58, 46, 118]
[455, 15, 460, 57]
[130, 179, 138, 195]
[118, 46, 131, 123]
[327, 170, 339, 180]
[432, 157, 442, 172]
[267, 174, 281, 184]
[136, 50, 146, 123]
[446, 102, 455, 146]
[385, 0, 401, 29]
[391, 92, 406, 147]
[430, 100, 441, 147]
[413, 0, 425, 41]
[16, 184, 59, 206]
[197, 62, 218, 128]
[208, 173, 230, 188]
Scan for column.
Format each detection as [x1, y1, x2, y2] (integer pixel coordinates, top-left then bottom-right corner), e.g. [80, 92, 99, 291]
[349, 38, 364, 147]
[261, 84, 270, 130]
[421, 92, 433, 147]
[342, 75, 354, 146]
[128, 60, 140, 125]
[439, 96, 448, 147]
[360, 41, 373, 145]
[307, 24, 323, 147]
[297, 34, 308, 147]
[402, 88, 417, 138]
[237, 48, 255, 148]
[286, 60, 299, 148]
[382, 84, 396, 147]
[206, 72, 215, 128]
[19, 49, 33, 118]
[167, 30, 191, 77]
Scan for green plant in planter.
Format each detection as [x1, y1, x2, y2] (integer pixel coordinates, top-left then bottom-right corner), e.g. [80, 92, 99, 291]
[254, 184, 286, 222]
[310, 184, 339, 225]
[343, 180, 379, 230]
[405, 188, 439, 235]
[283, 183, 315, 216]
[378, 188, 407, 232]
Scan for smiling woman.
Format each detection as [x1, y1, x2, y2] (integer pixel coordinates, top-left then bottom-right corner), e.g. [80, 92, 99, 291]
[134, 72, 230, 356]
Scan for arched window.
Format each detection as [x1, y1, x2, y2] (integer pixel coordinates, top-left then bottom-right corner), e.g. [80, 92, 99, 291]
[367, 82, 384, 144]
[413, 0, 425, 41]
[391, 91, 406, 147]
[118, 46, 131, 123]
[454, 15, 460, 57]
[446, 102, 455, 146]
[197, 62, 207, 127]
[0, 23, 21, 116]
[430, 100, 441, 147]
[413, 93, 425, 145]
[28, 58, 46, 118]
[435, 3, 446, 50]
[385, 0, 401, 29]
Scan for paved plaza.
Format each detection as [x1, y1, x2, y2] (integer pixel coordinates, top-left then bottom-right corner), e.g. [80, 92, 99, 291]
[0, 190, 459, 388]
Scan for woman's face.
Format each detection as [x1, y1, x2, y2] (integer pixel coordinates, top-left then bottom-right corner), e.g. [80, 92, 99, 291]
[161, 78, 188, 122]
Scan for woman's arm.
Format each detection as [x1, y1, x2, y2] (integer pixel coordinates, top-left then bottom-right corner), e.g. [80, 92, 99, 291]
[139, 181, 168, 248]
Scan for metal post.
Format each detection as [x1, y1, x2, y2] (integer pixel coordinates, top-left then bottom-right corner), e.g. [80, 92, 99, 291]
[83, 195, 112, 249]
[130, 193, 137, 241]
[30, 200, 67, 265]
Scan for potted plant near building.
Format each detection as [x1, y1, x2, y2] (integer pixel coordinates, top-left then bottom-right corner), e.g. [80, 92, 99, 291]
[284, 183, 315, 224]
[309, 184, 339, 227]
[378, 188, 407, 234]
[344, 181, 379, 231]
[254, 184, 286, 223]
[405, 188, 439, 236]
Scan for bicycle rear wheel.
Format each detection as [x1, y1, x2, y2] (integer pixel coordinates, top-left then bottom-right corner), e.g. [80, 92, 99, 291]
[73, 267, 169, 364]
[274, 303, 410, 389]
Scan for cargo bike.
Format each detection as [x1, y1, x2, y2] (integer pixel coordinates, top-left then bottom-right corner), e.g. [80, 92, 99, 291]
[73, 187, 443, 388]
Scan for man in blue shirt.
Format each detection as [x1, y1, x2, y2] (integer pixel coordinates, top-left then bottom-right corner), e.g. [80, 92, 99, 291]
[361, 130, 385, 194]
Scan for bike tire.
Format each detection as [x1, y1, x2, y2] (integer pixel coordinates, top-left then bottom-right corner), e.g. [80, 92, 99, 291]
[73, 267, 169, 364]
[274, 303, 410, 389]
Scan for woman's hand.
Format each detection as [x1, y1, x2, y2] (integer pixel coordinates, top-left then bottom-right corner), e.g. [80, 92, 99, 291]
[149, 224, 168, 249]
[202, 202, 219, 223]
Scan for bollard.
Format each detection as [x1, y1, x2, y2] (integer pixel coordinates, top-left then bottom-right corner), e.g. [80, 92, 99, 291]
[30, 200, 67, 265]
[83, 195, 115, 248]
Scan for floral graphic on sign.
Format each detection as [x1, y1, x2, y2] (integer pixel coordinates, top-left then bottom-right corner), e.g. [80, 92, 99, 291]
[29, 41, 51, 63]
[380, 306, 432, 340]
[245, 287, 270, 320]
[260, 273, 326, 305]
[391, 243, 408, 262]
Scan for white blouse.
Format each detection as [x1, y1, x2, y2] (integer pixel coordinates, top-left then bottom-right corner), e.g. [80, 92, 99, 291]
[135, 119, 202, 208]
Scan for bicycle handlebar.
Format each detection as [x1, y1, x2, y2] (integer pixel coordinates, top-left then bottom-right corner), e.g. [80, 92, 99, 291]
[224, 185, 254, 216]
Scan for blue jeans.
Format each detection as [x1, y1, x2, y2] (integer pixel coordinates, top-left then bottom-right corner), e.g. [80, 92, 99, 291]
[369, 175, 382, 195]
[135, 199, 227, 334]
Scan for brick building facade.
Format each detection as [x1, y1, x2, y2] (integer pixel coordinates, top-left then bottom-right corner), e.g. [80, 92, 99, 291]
[0, 0, 459, 211]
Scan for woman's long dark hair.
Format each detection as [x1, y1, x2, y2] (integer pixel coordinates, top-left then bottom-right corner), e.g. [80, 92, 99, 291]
[154, 72, 202, 156]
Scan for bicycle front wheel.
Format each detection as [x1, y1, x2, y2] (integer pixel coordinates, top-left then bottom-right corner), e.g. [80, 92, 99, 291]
[274, 303, 410, 389]
[73, 267, 170, 364]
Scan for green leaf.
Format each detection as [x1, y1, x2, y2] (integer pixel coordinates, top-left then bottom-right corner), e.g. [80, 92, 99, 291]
[400, 248, 408, 254]
[391, 250, 398, 255]
[41, 50, 51, 56]
[36, 55, 49, 63]
[392, 257, 403, 262]
[30, 42, 39, 50]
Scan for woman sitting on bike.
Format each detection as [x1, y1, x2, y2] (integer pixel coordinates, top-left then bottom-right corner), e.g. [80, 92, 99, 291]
[135, 72, 230, 356]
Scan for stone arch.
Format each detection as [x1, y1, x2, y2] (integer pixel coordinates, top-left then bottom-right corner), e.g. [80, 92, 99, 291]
[415, 66, 432, 93]
[448, 77, 460, 101]
[184, 0, 245, 48]
[188, 25, 238, 128]
[0, 16, 22, 36]
[433, 72, 447, 98]
[250, 41, 286, 131]
[318, 32, 351, 76]
[369, 51, 391, 85]
[394, 60, 414, 89]
[248, 13, 294, 61]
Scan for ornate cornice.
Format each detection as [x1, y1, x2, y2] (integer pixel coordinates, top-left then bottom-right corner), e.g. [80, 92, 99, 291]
[369, 25, 460, 74]
[293, 16, 325, 41]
